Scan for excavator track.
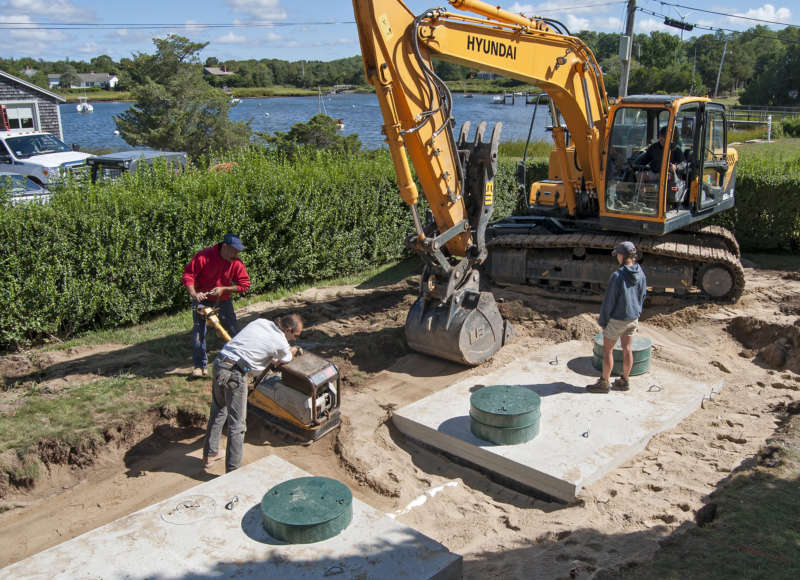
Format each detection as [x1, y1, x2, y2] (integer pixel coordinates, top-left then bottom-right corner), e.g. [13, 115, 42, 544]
[679, 223, 741, 258]
[487, 230, 745, 302]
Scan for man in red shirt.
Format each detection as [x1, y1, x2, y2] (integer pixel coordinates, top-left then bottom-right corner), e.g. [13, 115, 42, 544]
[182, 233, 251, 377]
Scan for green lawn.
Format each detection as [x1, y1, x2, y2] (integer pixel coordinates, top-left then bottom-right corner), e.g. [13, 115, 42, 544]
[0, 259, 417, 467]
[734, 138, 800, 159]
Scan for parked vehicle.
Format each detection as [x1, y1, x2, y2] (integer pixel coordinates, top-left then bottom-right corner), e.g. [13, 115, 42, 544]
[0, 131, 94, 185]
[0, 171, 51, 204]
[87, 150, 188, 183]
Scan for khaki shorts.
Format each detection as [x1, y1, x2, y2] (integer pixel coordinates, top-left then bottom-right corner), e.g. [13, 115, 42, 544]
[603, 318, 639, 341]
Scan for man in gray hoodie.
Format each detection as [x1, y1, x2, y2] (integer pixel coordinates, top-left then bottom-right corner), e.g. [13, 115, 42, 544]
[588, 241, 647, 393]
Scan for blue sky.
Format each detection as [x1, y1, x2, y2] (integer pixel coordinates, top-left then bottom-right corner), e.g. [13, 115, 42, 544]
[0, 0, 795, 63]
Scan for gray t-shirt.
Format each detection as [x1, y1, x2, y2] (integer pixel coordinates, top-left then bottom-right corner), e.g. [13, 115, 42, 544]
[219, 319, 292, 372]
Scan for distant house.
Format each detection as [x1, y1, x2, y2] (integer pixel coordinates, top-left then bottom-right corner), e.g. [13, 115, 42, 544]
[78, 73, 118, 89]
[0, 69, 66, 138]
[47, 72, 119, 89]
[204, 66, 235, 78]
[476, 71, 496, 80]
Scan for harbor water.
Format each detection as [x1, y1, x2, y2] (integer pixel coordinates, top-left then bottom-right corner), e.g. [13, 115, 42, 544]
[60, 93, 553, 152]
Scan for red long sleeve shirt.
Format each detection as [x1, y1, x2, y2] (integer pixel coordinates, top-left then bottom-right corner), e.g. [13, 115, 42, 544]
[181, 244, 251, 302]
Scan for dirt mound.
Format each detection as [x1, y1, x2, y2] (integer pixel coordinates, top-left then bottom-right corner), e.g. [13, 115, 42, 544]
[780, 295, 800, 316]
[727, 316, 800, 372]
[553, 313, 600, 341]
[497, 296, 599, 342]
[0, 409, 206, 500]
[646, 304, 714, 329]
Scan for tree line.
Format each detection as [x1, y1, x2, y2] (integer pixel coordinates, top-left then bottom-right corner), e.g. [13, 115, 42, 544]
[1, 25, 797, 105]
[0, 52, 365, 91]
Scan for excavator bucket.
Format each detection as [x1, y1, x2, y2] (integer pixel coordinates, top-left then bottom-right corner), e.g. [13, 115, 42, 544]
[405, 287, 511, 366]
[404, 119, 510, 366]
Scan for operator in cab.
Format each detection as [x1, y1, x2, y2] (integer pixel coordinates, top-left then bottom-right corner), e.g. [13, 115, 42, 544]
[639, 126, 686, 182]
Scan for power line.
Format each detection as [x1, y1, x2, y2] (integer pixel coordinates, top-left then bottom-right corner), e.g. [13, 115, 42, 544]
[0, 20, 356, 31]
[2, 2, 630, 30]
[655, 1, 799, 29]
[638, 7, 800, 44]
[530, 1, 628, 14]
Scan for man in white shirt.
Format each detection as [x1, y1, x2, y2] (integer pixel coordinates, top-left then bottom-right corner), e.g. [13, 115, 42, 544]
[202, 314, 303, 472]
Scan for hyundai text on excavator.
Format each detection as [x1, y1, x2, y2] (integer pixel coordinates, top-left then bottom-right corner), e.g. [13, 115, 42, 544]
[353, 0, 743, 366]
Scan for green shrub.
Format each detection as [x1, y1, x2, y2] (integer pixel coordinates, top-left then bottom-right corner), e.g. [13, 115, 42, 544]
[497, 139, 553, 159]
[710, 152, 800, 252]
[781, 117, 800, 138]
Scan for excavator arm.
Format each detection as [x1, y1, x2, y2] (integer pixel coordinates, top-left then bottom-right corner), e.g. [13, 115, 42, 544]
[353, 0, 607, 364]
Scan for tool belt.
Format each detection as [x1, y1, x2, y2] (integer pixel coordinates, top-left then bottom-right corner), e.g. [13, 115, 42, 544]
[216, 355, 252, 374]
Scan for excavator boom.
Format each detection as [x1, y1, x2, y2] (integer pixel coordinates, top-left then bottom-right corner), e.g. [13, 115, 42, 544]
[353, 0, 608, 364]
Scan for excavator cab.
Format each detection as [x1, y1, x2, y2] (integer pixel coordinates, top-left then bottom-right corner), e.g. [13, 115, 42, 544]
[602, 97, 737, 232]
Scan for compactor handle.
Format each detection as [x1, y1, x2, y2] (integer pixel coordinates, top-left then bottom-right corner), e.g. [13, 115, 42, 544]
[195, 305, 232, 342]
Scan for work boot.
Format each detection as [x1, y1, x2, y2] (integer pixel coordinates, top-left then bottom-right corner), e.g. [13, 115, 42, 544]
[191, 367, 204, 378]
[203, 453, 223, 467]
[612, 376, 630, 391]
[587, 378, 610, 393]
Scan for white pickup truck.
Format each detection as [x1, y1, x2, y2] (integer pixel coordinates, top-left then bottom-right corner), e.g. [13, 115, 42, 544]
[0, 131, 94, 185]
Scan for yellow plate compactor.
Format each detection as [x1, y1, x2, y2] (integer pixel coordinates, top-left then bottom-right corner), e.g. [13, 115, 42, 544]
[197, 305, 342, 443]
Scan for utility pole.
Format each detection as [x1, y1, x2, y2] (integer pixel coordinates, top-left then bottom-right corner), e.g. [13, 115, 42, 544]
[618, 0, 636, 98]
[714, 36, 728, 98]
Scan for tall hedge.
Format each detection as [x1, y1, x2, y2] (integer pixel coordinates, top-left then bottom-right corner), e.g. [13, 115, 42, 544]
[710, 152, 800, 252]
[0, 148, 408, 347]
[1, 148, 796, 348]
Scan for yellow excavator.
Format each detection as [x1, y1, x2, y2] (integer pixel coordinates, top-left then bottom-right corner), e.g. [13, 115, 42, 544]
[353, 0, 743, 366]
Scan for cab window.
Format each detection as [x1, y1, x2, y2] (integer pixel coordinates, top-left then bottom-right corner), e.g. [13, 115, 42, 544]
[605, 107, 670, 216]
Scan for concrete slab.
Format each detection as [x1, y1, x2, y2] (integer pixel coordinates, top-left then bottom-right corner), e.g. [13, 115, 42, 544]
[393, 341, 720, 502]
[3, 456, 461, 580]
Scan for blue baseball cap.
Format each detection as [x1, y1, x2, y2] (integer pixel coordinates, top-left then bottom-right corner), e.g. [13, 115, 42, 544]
[612, 241, 636, 256]
[222, 233, 245, 251]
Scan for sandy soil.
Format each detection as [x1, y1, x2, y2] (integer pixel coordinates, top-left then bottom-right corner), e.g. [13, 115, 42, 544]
[1, 266, 799, 578]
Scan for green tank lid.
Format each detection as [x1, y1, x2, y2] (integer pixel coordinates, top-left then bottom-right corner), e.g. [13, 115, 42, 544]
[470, 385, 541, 445]
[470, 385, 541, 428]
[592, 333, 652, 376]
[261, 476, 352, 544]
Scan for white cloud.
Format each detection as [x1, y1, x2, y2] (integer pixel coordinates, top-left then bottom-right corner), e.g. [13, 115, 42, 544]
[78, 41, 101, 54]
[0, 14, 67, 43]
[227, 0, 286, 21]
[2, 0, 85, 21]
[596, 17, 623, 29]
[509, 2, 603, 17]
[733, 4, 791, 24]
[565, 14, 589, 31]
[0, 14, 67, 56]
[265, 31, 283, 41]
[507, 2, 624, 32]
[636, 17, 669, 34]
[185, 20, 209, 33]
[311, 37, 356, 47]
[217, 32, 247, 44]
